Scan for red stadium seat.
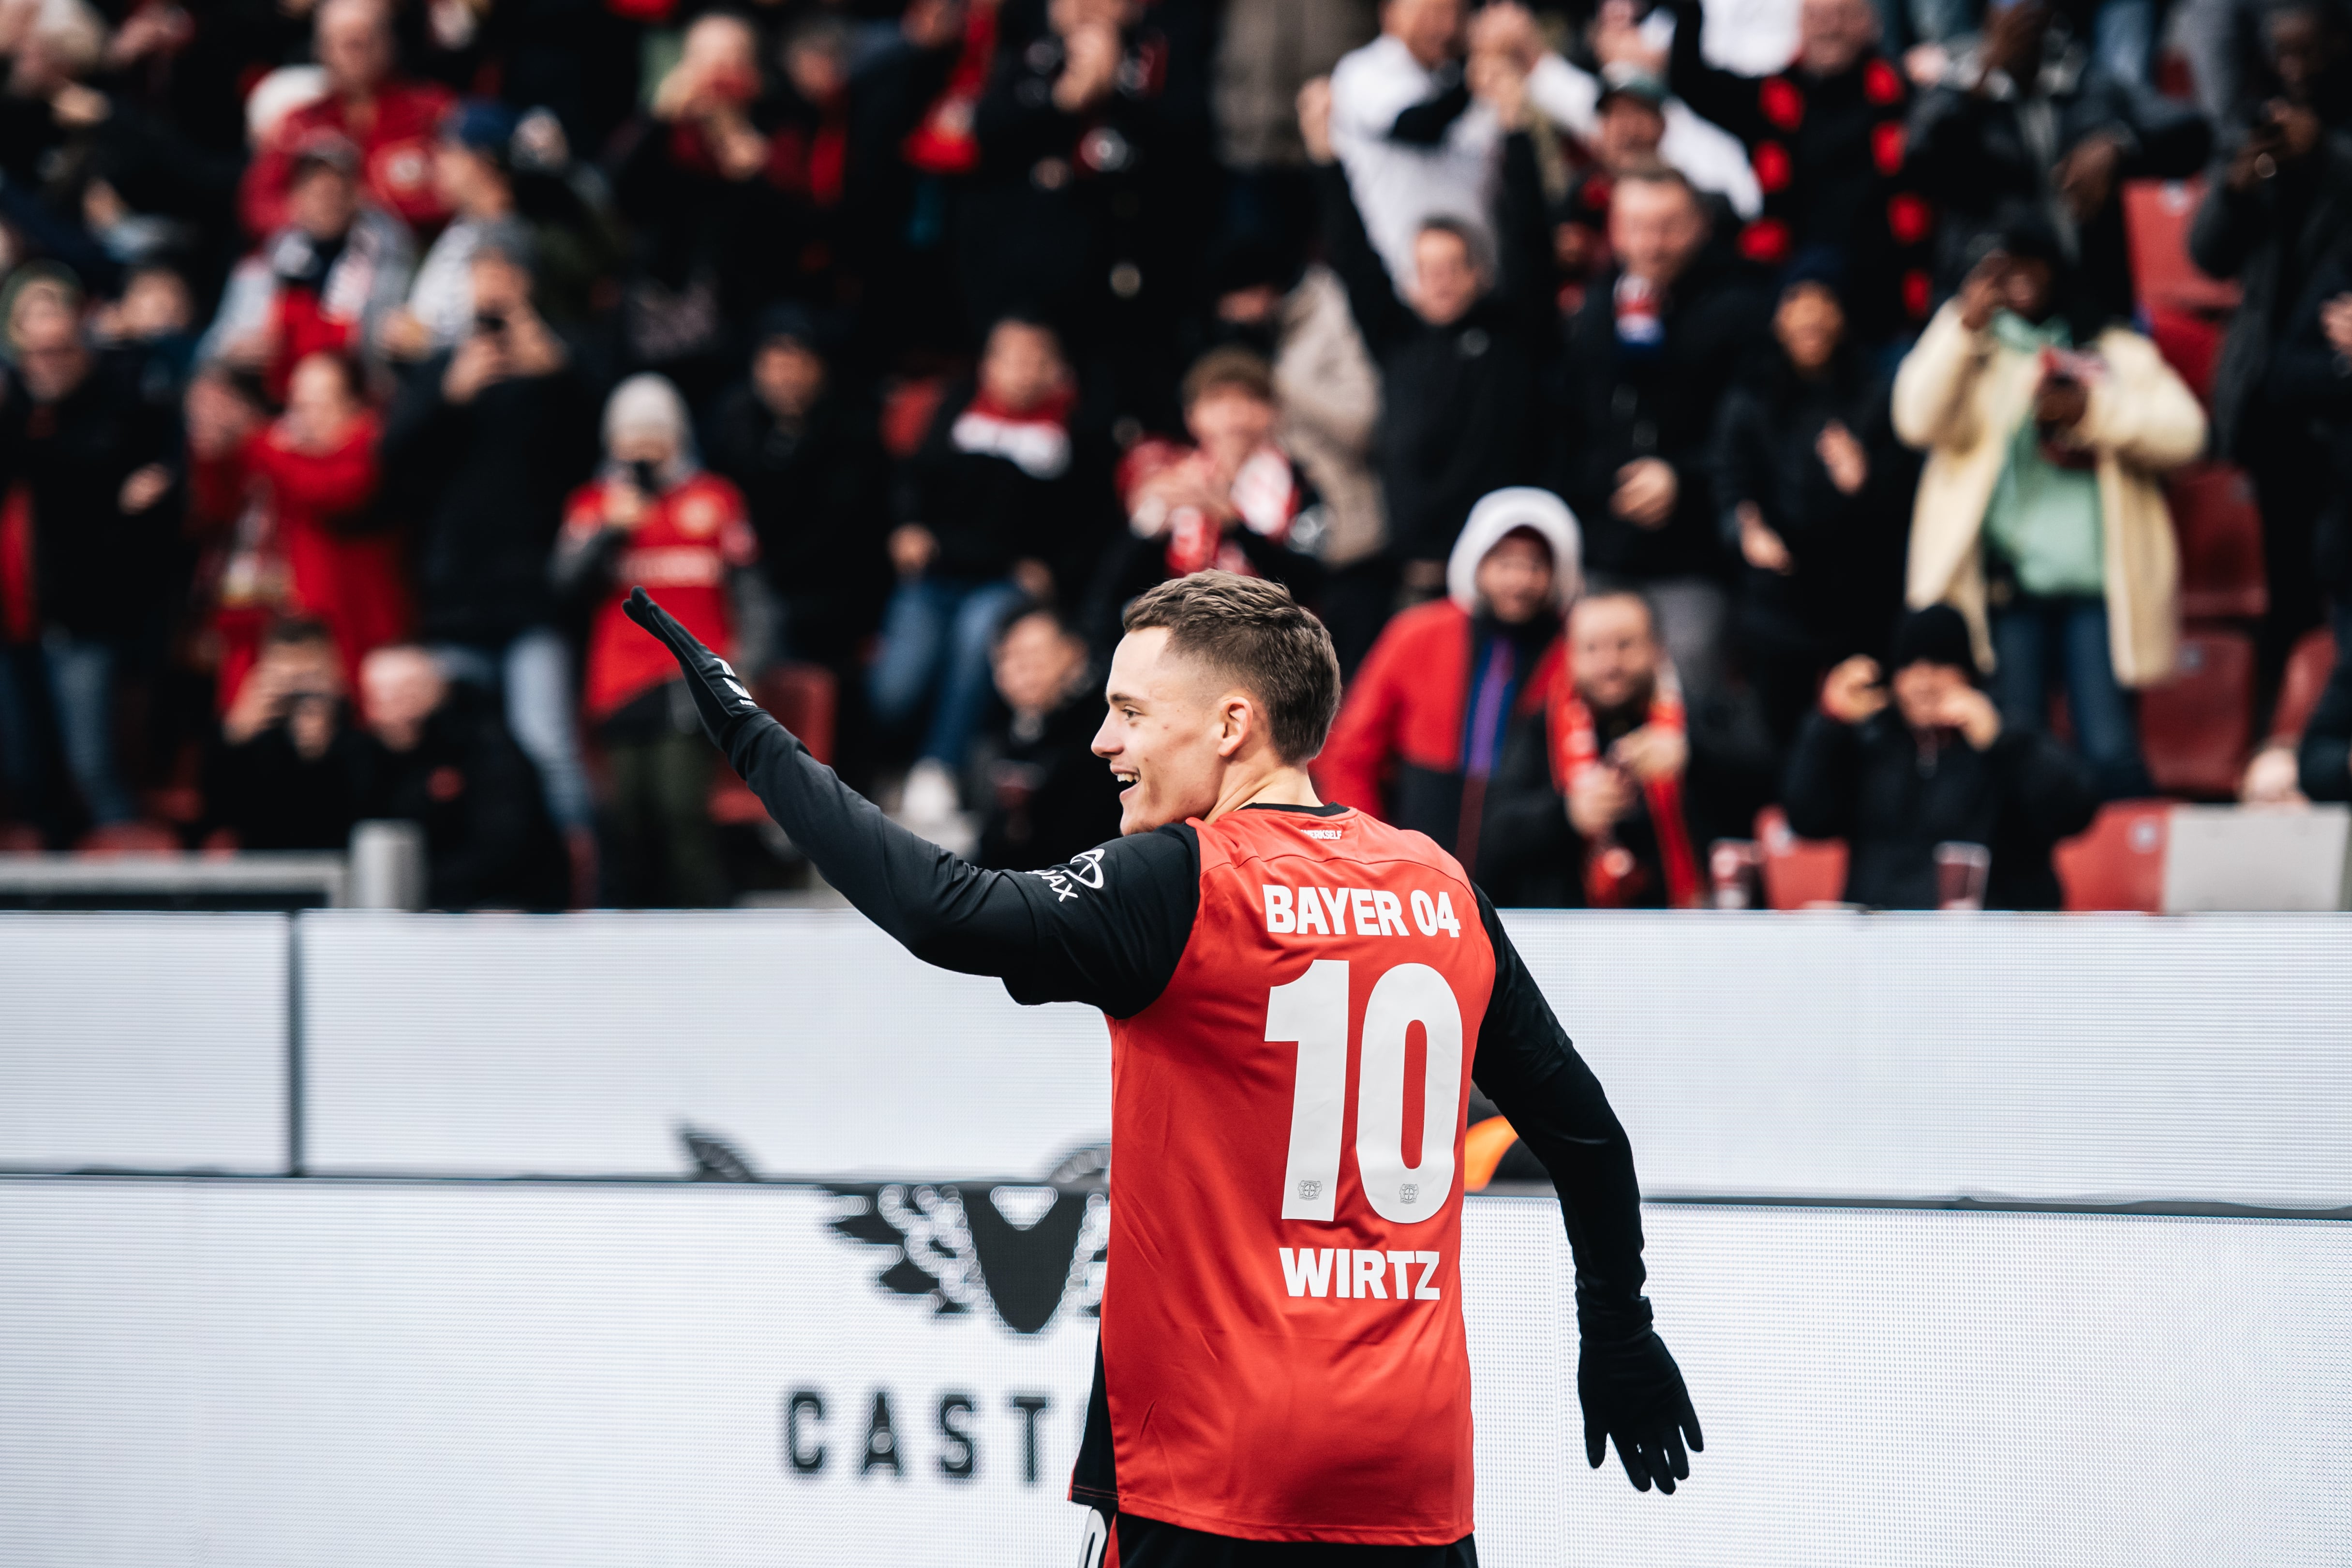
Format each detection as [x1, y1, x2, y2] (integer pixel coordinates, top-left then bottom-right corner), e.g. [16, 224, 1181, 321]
[1755, 806, 1848, 910]
[2054, 800, 2170, 912]
[2123, 178, 2241, 315]
[2140, 628, 2255, 798]
[2268, 627, 2339, 744]
[2145, 306, 2225, 404]
[2165, 463, 2267, 621]
[74, 821, 180, 855]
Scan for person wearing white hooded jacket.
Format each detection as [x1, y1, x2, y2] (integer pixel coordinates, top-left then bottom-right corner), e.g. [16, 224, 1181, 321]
[1315, 487, 1582, 888]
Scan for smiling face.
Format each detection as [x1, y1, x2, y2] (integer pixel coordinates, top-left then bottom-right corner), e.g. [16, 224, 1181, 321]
[1092, 627, 1252, 833]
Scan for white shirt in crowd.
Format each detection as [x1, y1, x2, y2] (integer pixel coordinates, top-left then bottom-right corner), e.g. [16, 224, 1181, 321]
[1328, 33, 1502, 289]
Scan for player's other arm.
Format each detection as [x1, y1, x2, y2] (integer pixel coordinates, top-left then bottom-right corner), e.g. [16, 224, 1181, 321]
[1468, 887, 1703, 1495]
[622, 588, 1190, 1012]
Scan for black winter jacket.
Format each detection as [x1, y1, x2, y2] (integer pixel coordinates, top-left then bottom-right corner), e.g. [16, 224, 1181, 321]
[1782, 707, 2095, 909]
[1556, 250, 1770, 582]
[380, 347, 601, 645]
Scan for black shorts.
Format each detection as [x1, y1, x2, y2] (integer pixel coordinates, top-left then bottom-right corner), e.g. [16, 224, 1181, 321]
[1109, 1513, 1479, 1568]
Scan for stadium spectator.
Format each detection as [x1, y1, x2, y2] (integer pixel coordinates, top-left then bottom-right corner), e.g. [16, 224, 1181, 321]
[0, 265, 179, 833]
[556, 374, 760, 909]
[1543, 587, 1764, 908]
[381, 100, 522, 360]
[1091, 347, 1324, 641]
[1199, 241, 1391, 671]
[1315, 486, 1577, 893]
[875, 314, 1103, 827]
[199, 132, 414, 403]
[205, 617, 366, 851]
[1467, 1, 1761, 228]
[1905, 0, 2210, 329]
[609, 13, 803, 397]
[208, 352, 407, 702]
[703, 305, 892, 673]
[1657, 0, 1932, 343]
[1784, 604, 2096, 908]
[965, 0, 1214, 422]
[1303, 72, 1550, 595]
[1325, 0, 1493, 288]
[1891, 230, 2205, 800]
[1554, 165, 1770, 704]
[354, 642, 569, 910]
[378, 225, 598, 851]
[2193, 2, 2352, 706]
[238, 0, 455, 239]
[1712, 267, 1915, 752]
[970, 602, 1121, 870]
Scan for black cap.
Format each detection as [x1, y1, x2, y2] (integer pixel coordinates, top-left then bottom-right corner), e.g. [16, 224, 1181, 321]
[1891, 604, 1979, 679]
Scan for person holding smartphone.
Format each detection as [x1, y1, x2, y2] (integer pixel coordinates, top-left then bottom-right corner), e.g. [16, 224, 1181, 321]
[553, 373, 763, 908]
[1891, 223, 2205, 801]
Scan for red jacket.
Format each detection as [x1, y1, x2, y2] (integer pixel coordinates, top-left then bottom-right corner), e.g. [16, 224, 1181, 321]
[565, 473, 757, 720]
[240, 82, 455, 238]
[1314, 599, 1564, 867]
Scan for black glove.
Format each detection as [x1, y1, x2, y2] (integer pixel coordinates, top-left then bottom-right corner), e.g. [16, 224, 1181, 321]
[622, 586, 766, 750]
[1578, 1314, 1702, 1494]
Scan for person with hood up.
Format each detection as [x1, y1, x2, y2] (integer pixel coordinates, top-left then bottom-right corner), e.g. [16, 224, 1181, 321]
[1315, 486, 1578, 889]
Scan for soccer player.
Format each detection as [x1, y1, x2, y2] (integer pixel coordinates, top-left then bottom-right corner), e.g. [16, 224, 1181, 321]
[625, 572, 1699, 1563]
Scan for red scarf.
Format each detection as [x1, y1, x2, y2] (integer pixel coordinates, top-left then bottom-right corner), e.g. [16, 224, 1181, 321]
[903, 1, 1000, 175]
[1549, 666, 1702, 909]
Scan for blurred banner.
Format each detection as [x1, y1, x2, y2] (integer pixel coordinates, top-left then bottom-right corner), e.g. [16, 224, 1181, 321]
[0, 914, 288, 1175]
[1, 1179, 2345, 1567]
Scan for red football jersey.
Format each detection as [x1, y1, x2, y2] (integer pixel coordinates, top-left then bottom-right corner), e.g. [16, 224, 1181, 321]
[1100, 804, 1497, 1543]
[567, 474, 758, 720]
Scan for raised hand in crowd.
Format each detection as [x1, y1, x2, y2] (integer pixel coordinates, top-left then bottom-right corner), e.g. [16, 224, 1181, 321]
[1816, 420, 1868, 495]
[2325, 292, 2352, 359]
[1591, 0, 1665, 75]
[1468, 1, 1544, 74]
[1612, 458, 1679, 529]
[1956, 251, 2010, 331]
[1820, 655, 1890, 725]
[1053, 1, 1127, 114]
[1567, 758, 1638, 837]
[1611, 723, 1689, 785]
[1736, 501, 1795, 573]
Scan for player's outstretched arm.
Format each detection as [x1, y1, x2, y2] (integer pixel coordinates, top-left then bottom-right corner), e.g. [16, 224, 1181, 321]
[622, 588, 1191, 1011]
[1468, 889, 1703, 1496]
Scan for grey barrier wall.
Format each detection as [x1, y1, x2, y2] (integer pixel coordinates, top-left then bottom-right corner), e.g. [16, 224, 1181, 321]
[1, 1179, 2344, 1568]
[0, 915, 288, 1174]
[1507, 911, 2352, 1208]
[286, 910, 2352, 1207]
[7, 909, 2351, 1205]
[299, 912, 1115, 1180]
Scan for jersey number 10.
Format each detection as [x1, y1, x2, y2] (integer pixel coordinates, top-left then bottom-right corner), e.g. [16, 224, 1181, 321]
[1267, 959, 1463, 1227]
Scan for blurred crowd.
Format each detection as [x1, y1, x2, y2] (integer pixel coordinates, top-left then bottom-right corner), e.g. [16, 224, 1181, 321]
[0, 0, 2348, 909]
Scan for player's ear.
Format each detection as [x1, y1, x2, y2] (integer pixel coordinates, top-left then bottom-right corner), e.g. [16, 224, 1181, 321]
[1214, 693, 1253, 759]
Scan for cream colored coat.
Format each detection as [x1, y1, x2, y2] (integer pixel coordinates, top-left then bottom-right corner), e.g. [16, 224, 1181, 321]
[1891, 301, 2207, 687]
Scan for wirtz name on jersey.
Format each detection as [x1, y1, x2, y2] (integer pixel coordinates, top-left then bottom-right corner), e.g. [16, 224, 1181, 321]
[1261, 884, 1463, 939]
[1278, 1246, 1443, 1300]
